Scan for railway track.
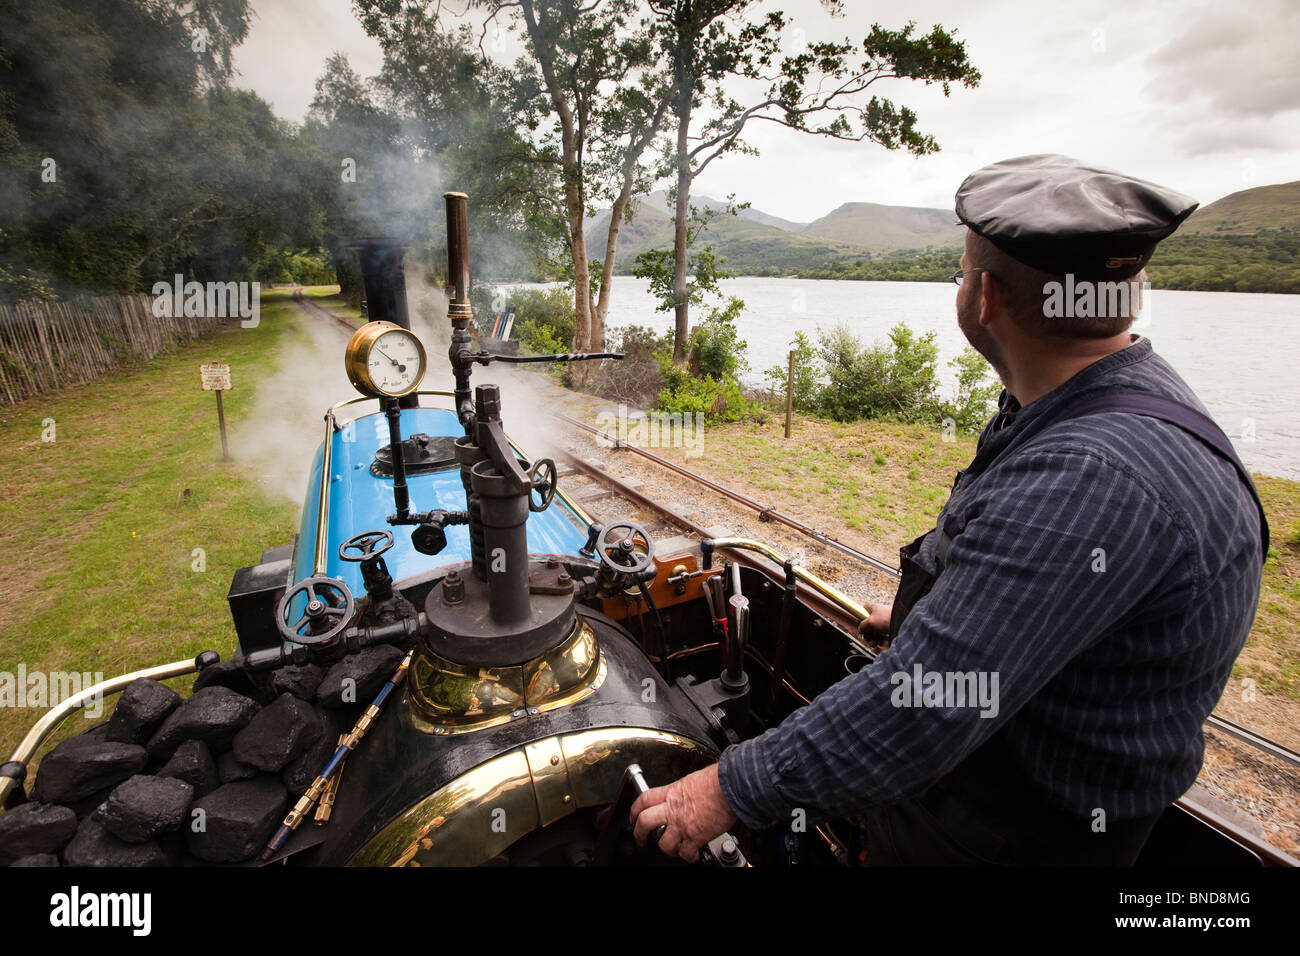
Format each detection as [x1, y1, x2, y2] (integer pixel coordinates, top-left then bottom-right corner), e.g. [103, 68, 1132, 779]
[292, 291, 1300, 859]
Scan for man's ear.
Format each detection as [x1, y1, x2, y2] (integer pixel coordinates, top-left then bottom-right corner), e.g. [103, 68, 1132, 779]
[978, 270, 1005, 326]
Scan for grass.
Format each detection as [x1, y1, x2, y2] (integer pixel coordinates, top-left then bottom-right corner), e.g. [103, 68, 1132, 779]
[0, 296, 307, 756]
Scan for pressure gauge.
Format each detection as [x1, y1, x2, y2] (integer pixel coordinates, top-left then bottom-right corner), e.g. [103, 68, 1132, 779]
[345, 322, 427, 398]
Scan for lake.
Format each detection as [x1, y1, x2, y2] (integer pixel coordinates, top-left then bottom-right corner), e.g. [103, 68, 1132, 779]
[508, 277, 1300, 480]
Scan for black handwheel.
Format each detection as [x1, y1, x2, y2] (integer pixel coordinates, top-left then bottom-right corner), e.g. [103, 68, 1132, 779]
[529, 458, 558, 513]
[276, 576, 355, 646]
[594, 522, 655, 576]
[339, 530, 395, 562]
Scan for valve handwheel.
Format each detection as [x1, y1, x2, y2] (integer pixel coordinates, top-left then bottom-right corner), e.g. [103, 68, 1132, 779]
[594, 522, 655, 576]
[276, 576, 355, 645]
[529, 458, 558, 513]
[339, 530, 395, 562]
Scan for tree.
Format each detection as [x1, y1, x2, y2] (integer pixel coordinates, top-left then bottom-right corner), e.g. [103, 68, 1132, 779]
[645, 1, 980, 364]
[355, 0, 674, 360]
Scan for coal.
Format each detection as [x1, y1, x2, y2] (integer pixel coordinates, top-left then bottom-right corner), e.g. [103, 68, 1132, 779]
[156, 740, 219, 797]
[271, 664, 324, 701]
[281, 709, 344, 796]
[105, 679, 181, 744]
[10, 854, 59, 867]
[0, 802, 77, 864]
[66, 785, 116, 821]
[95, 775, 192, 843]
[232, 694, 323, 773]
[317, 645, 404, 709]
[33, 736, 148, 805]
[146, 687, 259, 761]
[217, 752, 257, 783]
[186, 777, 288, 863]
[192, 659, 275, 704]
[62, 817, 167, 867]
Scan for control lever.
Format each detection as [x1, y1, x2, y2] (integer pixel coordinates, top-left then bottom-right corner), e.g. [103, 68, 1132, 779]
[593, 762, 748, 867]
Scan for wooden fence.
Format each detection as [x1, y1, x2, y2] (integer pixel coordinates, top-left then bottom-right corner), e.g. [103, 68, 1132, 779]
[0, 294, 230, 405]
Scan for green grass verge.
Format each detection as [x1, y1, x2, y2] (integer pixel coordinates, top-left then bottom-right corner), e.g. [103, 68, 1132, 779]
[0, 297, 306, 755]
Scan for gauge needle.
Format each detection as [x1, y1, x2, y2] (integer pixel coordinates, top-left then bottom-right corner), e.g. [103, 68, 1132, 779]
[376, 348, 407, 373]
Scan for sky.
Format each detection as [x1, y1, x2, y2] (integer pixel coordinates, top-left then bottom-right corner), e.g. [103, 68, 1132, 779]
[231, 0, 1300, 222]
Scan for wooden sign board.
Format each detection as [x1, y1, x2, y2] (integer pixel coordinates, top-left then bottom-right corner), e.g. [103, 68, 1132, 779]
[200, 363, 232, 391]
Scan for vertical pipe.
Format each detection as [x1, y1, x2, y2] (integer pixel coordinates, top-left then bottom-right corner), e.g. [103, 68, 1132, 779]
[785, 350, 794, 438]
[444, 192, 475, 431]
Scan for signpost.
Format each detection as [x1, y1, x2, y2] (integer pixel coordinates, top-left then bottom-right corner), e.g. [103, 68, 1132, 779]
[200, 362, 232, 461]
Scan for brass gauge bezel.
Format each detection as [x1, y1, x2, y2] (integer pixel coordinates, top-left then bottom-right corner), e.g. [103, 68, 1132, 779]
[345, 321, 427, 398]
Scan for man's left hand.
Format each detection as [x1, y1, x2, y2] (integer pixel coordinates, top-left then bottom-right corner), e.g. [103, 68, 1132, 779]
[630, 765, 738, 863]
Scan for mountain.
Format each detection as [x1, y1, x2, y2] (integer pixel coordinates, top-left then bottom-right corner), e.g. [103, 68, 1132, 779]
[584, 193, 863, 275]
[1183, 180, 1300, 234]
[801, 202, 963, 252]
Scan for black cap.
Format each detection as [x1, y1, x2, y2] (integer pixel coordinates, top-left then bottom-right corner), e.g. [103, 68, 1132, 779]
[955, 154, 1198, 280]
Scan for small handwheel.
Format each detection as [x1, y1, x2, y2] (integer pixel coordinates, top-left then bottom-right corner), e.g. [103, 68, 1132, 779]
[529, 458, 558, 513]
[594, 522, 655, 576]
[276, 576, 355, 646]
[339, 530, 395, 562]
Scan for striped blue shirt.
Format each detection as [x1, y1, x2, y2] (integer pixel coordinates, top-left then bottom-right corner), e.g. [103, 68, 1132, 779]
[718, 335, 1263, 826]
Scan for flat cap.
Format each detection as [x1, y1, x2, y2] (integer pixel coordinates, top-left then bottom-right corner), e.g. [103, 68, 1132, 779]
[955, 154, 1198, 280]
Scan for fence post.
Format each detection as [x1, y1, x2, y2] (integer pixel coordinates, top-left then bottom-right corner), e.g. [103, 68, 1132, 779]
[784, 350, 794, 439]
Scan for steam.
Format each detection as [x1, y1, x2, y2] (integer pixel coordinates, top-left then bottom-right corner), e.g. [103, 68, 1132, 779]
[234, 274, 579, 521]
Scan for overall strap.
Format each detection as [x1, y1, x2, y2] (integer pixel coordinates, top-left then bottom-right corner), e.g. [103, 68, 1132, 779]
[1054, 391, 1269, 561]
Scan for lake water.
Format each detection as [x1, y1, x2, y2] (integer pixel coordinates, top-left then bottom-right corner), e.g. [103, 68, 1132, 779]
[508, 277, 1300, 479]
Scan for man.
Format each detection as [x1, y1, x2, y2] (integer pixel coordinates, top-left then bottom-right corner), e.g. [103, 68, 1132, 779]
[630, 154, 1268, 865]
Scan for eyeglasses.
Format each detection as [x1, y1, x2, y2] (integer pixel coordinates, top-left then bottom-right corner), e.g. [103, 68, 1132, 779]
[952, 269, 986, 287]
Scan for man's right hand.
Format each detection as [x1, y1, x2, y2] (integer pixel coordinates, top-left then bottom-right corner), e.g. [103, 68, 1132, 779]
[858, 602, 893, 641]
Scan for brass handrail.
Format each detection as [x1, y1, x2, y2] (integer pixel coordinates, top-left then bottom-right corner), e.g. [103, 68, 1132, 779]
[711, 537, 868, 623]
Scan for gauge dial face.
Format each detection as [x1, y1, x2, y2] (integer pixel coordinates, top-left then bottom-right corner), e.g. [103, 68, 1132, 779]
[345, 322, 427, 398]
[366, 329, 425, 396]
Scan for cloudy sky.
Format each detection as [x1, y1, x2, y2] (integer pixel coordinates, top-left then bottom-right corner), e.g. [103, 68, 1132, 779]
[232, 0, 1300, 221]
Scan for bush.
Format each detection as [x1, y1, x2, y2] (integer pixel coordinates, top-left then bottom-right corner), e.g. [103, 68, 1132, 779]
[505, 286, 576, 347]
[941, 347, 1001, 434]
[765, 322, 999, 433]
[657, 374, 752, 423]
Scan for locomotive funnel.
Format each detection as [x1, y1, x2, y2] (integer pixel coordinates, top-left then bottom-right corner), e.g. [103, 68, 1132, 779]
[351, 237, 411, 331]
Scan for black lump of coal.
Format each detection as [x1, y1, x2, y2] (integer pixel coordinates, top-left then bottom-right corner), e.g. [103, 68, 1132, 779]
[10, 854, 60, 866]
[95, 775, 193, 844]
[316, 645, 404, 709]
[146, 686, 259, 761]
[62, 817, 168, 867]
[271, 663, 324, 701]
[0, 802, 78, 864]
[192, 658, 275, 704]
[105, 679, 182, 744]
[216, 751, 258, 784]
[232, 693, 323, 773]
[156, 739, 220, 798]
[32, 736, 148, 805]
[186, 776, 288, 863]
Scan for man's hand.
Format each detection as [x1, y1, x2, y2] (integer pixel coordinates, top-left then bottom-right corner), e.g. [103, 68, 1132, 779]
[858, 601, 893, 641]
[629, 765, 738, 863]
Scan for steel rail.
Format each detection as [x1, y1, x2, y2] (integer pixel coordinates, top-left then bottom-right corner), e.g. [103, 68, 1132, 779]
[560, 413, 901, 578]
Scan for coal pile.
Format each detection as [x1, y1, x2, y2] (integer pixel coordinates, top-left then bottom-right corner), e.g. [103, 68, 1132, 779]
[1, 665, 370, 867]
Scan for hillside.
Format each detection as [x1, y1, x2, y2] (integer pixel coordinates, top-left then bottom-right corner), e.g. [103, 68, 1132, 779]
[801, 201, 963, 251]
[1184, 180, 1300, 234]
[584, 194, 863, 275]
